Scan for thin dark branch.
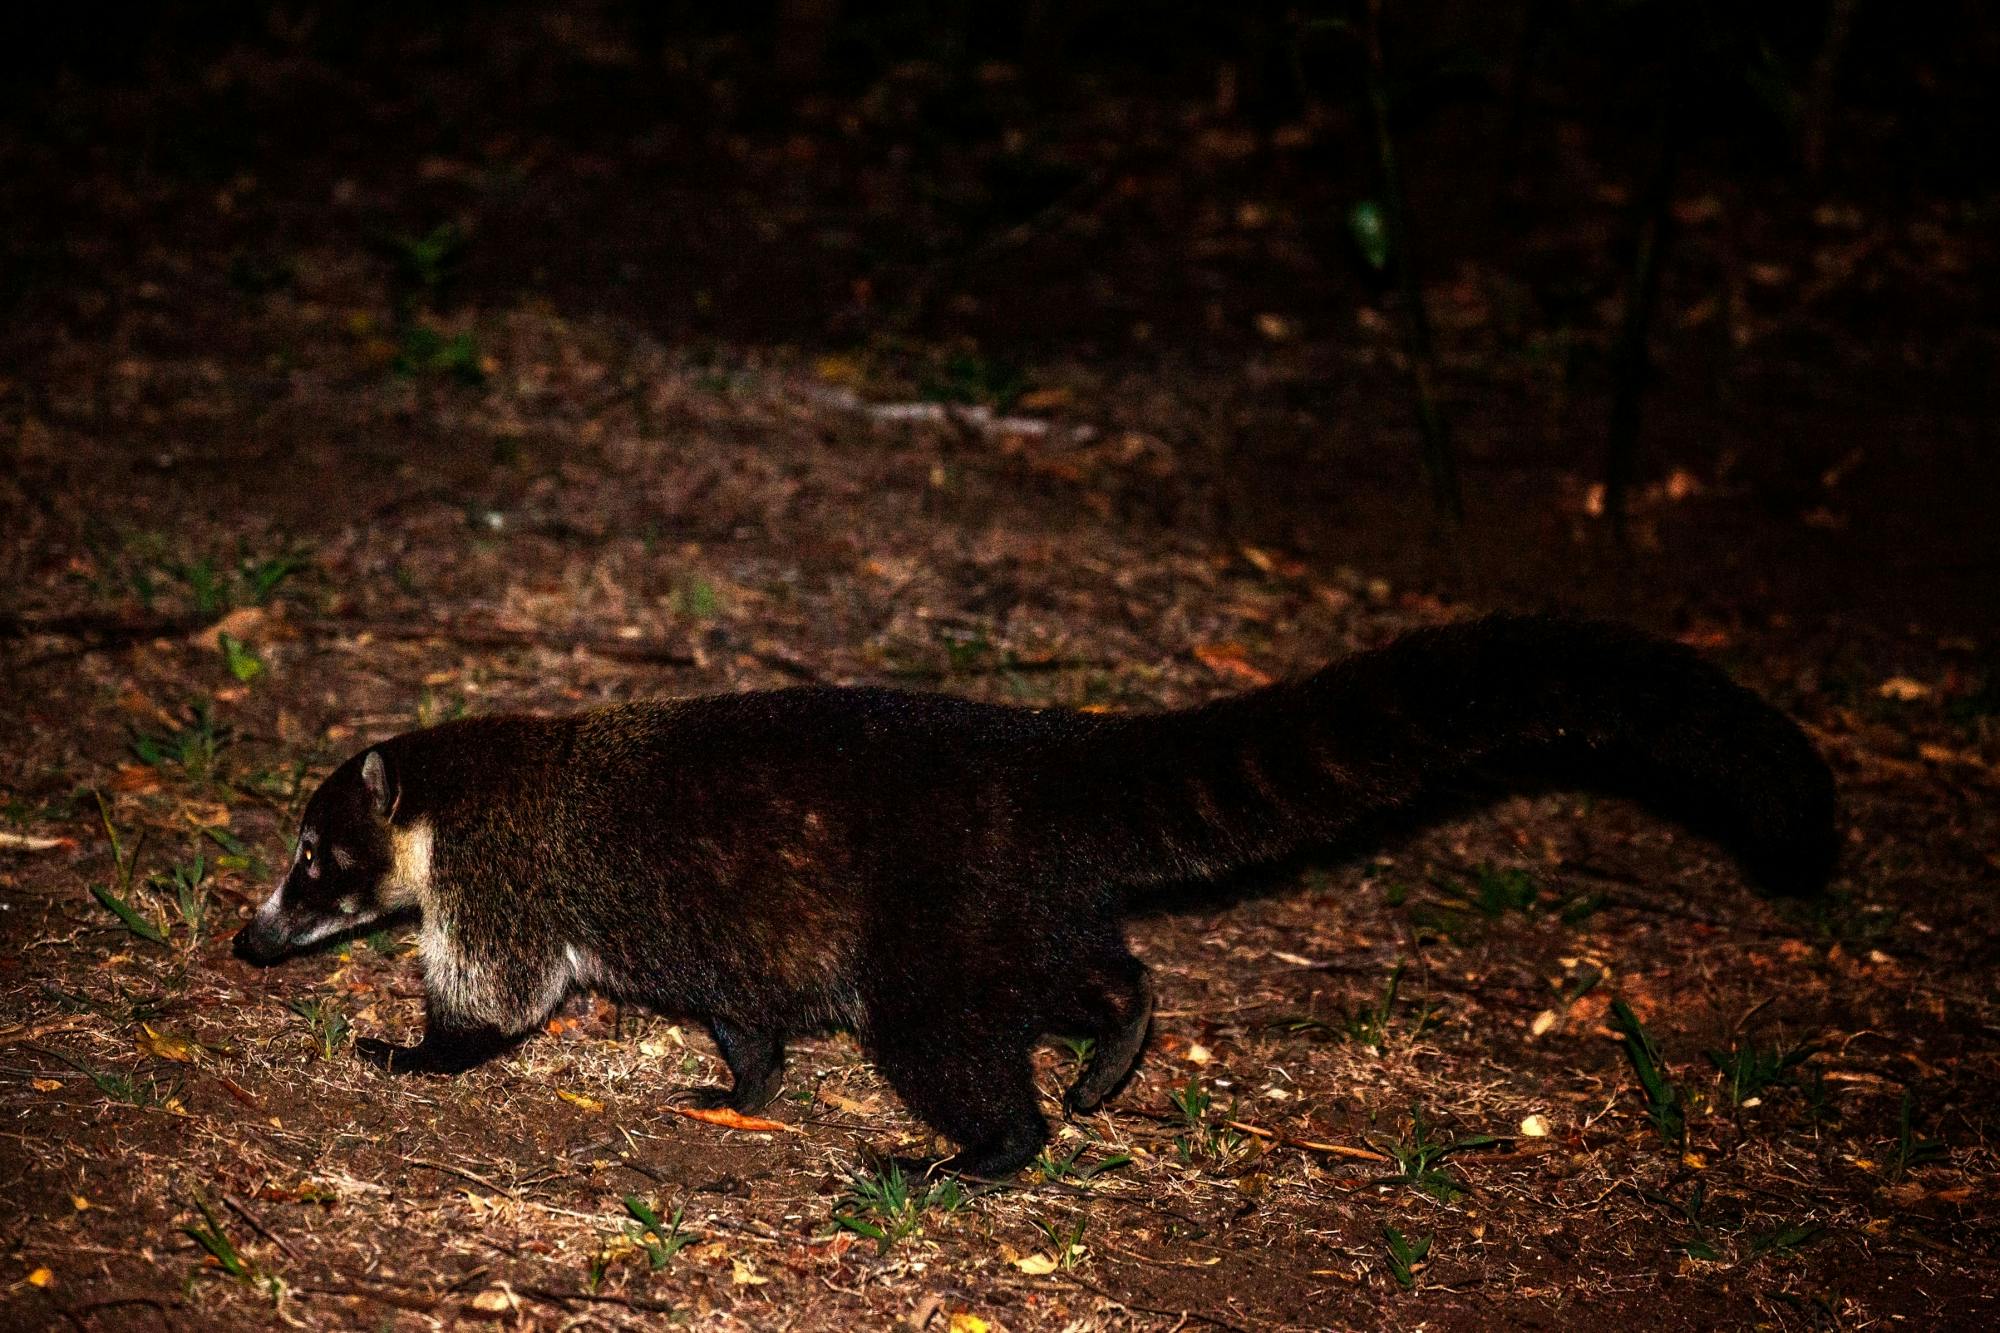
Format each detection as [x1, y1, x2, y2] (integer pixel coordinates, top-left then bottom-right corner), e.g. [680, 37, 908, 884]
[1604, 90, 1682, 540]
[1361, 0, 1462, 521]
[221, 1193, 302, 1263]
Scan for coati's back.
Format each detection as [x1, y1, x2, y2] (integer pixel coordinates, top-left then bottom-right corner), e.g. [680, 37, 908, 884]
[383, 614, 1833, 1019]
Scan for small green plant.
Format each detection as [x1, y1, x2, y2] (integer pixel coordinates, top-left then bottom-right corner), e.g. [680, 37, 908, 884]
[240, 550, 309, 604]
[416, 687, 469, 728]
[288, 998, 350, 1061]
[1644, 1182, 1722, 1260]
[1465, 864, 1539, 917]
[150, 854, 210, 945]
[1341, 961, 1441, 1052]
[1610, 999, 1686, 1148]
[1348, 199, 1391, 271]
[390, 222, 469, 297]
[1374, 1105, 1498, 1203]
[218, 633, 264, 684]
[395, 325, 485, 383]
[49, 1048, 181, 1109]
[182, 1190, 280, 1296]
[831, 1160, 965, 1254]
[1888, 1090, 1947, 1179]
[1168, 1076, 1211, 1128]
[1381, 1225, 1430, 1292]
[175, 557, 232, 617]
[238, 759, 312, 816]
[1030, 1214, 1090, 1271]
[1744, 1221, 1825, 1259]
[919, 350, 1026, 410]
[621, 1196, 694, 1270]
[1035, 1142, 1132, 1183]
[1167, 1077, 1247, 1165]
[130, 700, 230, 784]
[1707, 1036, 1819, 1107]
[88, 792, 166, 946]
[671, 575, 719, 620]
[937, 624, 995, 673]
[200, 824, 269, 882]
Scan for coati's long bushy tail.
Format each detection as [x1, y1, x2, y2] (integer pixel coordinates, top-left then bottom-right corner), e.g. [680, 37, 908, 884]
[1036, 615, 1836, 898]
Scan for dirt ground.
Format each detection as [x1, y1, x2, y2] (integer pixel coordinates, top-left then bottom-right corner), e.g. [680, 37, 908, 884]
[3, 8, 1999, 1330]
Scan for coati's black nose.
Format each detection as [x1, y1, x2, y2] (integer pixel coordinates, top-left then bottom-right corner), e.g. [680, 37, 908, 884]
[232, 920, 286, 966]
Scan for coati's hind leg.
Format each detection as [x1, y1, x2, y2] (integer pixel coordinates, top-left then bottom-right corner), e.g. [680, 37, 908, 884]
[680, 1017, 786, 1111]
[865, 973, 1048, 1178]
[1062, 954, 1153, 1117]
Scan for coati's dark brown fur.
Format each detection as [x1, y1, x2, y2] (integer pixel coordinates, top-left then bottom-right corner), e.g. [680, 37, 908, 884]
[234, 615, 1836, 1176]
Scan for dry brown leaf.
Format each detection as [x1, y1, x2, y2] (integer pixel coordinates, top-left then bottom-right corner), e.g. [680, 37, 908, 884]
[136, 1024, 202, 1064]
[556, 1089, 604, 1113]
[109, 764, 162, 795]
[1877, 676, 1932, 701]
[187, 604, 270, 649]
[1193, 643, 1275, 687]
[466, 1286, 519, 1317]
[676, 1104, 794, 1133]
[817, 1088, 883, 1117]
[0, 831, 77, 853]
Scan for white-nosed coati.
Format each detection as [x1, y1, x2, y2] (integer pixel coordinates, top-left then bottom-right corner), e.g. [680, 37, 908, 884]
[233, 615, 1835, 1176]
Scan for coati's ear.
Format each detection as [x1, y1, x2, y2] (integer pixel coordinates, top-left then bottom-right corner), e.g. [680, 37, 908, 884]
[360, 750, 397, 819]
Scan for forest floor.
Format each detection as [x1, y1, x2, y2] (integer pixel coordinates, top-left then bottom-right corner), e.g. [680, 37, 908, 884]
[3, 9, 1999, 1330]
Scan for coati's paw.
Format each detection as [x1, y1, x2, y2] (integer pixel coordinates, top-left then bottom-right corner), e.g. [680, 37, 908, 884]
[675, 1086, 736, 1111]
[356, 1036, 429, 1074]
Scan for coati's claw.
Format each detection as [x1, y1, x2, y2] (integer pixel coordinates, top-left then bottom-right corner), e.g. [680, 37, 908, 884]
[676, 1087, 735, 1110]
[356, 1036, 425, 1074]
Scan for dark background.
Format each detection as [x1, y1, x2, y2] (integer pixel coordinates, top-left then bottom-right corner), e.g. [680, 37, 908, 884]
[4, 0, 1994, 633]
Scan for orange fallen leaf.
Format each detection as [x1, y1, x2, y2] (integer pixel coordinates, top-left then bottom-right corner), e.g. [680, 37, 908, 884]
[1877, 676, 1931, 702]
[675, 1104, 794, 1134]
[1193, 643, 1275, 687]
[556, 1089, 603, 1113]
[31, 1078, 61, 1093]
[109, 764, 161, 795]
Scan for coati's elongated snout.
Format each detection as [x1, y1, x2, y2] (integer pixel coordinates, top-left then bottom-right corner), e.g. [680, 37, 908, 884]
[232, 750, 419, 965]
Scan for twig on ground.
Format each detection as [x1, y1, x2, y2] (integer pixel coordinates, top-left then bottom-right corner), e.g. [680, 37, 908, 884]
[221, 1193, 302, 1263]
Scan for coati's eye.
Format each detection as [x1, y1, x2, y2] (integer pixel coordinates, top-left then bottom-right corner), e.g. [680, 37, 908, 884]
[301, 845, 314, 863]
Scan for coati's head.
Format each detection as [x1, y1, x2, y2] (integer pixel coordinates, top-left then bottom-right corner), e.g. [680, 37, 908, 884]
[232, 749, 426, 965]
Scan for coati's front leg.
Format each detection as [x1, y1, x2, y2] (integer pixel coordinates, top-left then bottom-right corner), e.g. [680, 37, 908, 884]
[357, 940, 555, 1076]
[680, 1017, 786, 1111]
[355, 1005, 523, 1075]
